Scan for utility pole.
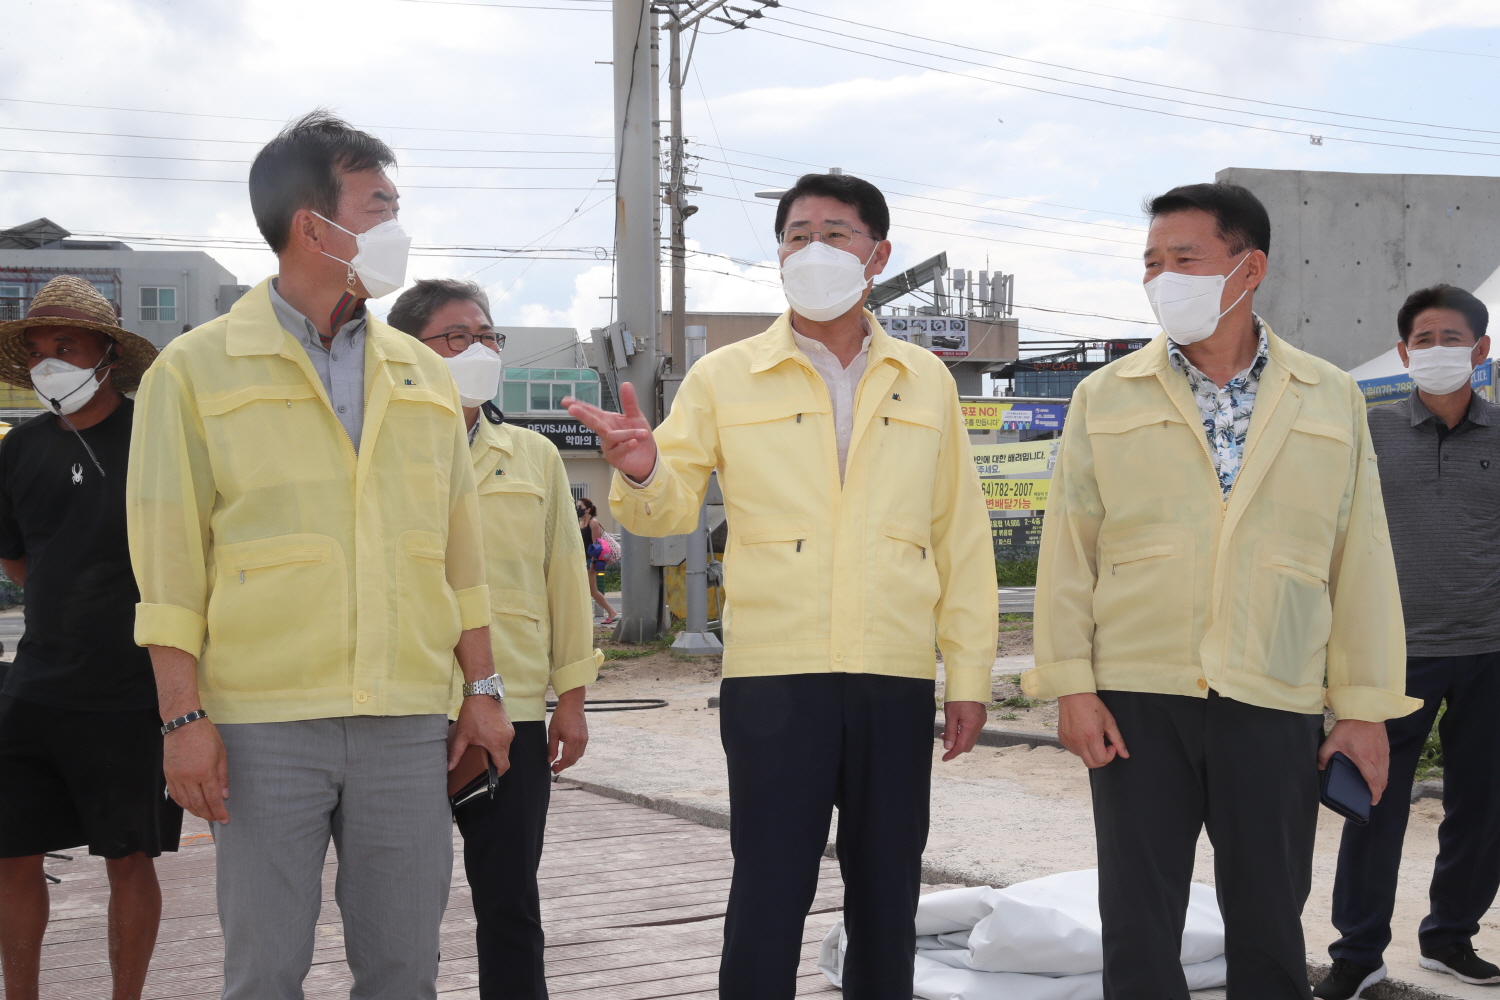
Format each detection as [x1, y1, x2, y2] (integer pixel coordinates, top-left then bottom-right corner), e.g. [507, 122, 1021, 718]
[612, 0, 664, 642]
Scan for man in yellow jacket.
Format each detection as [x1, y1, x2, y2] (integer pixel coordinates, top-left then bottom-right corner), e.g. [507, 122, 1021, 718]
[1024, 181, 1419, 1000]
[126, 113, 511, 1000]
[566, 173, 999, 1000]
[389, 277, 600, 1000]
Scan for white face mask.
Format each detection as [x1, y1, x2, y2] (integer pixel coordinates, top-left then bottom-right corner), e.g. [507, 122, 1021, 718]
[780, 240, 878, 322]
[1144, 252, 1252, 346]
[1406, 344, 1478, 395]
[32, 355, 109, 416]
[312, 212, 412, 299]
[444, 342, 503, 408]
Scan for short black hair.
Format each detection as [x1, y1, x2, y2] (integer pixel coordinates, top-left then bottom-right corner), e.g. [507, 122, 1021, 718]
[1144, 181, 1270, 256]
[249, 109, 396, 254]
[774, 173, 890, 241]
[387, 278, 493, 337]
[1397, 283, 1489, 341]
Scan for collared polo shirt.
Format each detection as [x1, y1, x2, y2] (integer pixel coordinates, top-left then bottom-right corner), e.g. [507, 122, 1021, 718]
[1368, 391, 1500, 656]
[269, 279, 368, 449]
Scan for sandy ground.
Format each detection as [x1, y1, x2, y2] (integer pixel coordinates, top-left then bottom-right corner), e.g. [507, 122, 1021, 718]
[572, 620, 1494, 999]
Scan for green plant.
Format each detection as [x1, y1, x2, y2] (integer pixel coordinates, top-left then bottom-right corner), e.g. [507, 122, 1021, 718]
[599, 568, 621, 592]
[999, 694, 1042, 710]
[996, 558, 1038, 587]
[999, 712, 1019, 721]
[1416, 705, 1445, 781]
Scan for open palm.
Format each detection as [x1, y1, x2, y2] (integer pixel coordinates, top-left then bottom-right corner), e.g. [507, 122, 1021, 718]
[562, 381, 658, 482]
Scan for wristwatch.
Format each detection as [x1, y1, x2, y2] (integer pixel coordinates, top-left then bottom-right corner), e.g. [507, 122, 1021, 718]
[462, 673, 505, 702]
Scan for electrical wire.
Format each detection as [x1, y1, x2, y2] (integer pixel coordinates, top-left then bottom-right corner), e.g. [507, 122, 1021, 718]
[741, 21, 1500, 160]
[774, 7, 1500, 136]
[0, 147, 612, 170]
[0, 167, 599, 189]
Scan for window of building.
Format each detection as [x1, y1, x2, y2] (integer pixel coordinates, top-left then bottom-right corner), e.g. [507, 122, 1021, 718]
[569, 483, 588, 502]
[140, 286, 177, 323]
[0, 284, 23, 322]
[502, 367, 601, 413]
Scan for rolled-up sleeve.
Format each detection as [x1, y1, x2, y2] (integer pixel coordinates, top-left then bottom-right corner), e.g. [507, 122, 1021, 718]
[1022, 381, 1103, 700]
[1325, 379, 1421, 722]
[931, 381, 1000, 704]
[127, 360, 217, 655]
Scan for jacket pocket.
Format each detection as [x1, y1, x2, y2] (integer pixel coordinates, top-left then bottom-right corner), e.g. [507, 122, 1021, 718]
[1091, 523, 1195, 665]
[1243, 535, 1333, 689]
[395, 529, 463, 672]
[723, 515, 822, 645]
[478, 477, 547, 547]
[871, 518, 940, 648]
[492, 588, 545, 634]
[204, 534, 347, 691]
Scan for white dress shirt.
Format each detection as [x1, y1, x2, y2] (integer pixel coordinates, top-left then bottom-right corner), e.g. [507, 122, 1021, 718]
[790, 326, 871, 481]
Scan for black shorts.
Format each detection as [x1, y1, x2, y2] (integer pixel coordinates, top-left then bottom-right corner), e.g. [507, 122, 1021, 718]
[0, 694, 183, 859]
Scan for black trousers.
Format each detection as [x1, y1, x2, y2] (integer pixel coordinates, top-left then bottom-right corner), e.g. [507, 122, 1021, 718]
[718, 673, 934, 1000]
[454, 721, 552, 1000]
[1331, 651, 1500, 966]
[1091, 690, 1323, 1000]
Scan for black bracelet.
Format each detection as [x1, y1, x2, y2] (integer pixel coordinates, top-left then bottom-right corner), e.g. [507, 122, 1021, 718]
[161, 709, 209, 736]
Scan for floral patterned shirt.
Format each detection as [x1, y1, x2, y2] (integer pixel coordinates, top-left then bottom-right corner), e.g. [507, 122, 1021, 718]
[1167, 319, 1270, 500]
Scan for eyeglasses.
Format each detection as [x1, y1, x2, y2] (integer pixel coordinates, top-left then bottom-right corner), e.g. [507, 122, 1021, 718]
[776, 224, 877, 251]
[419, 330, 505, 352]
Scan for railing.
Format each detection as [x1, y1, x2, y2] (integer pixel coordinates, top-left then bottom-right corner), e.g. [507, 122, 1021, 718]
[0, 298, 24, 321]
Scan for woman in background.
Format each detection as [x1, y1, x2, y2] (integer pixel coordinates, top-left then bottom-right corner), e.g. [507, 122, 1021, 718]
[577, 498, 617, 625]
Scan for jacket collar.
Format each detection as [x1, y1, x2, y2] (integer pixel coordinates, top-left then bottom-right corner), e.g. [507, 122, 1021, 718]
[226, 277, 417, 365]
[1117, 319, 1321, 386]
[749, 310, 920, 377]
[1406, 389, 1494, 428]
[472, 413, 516, 457]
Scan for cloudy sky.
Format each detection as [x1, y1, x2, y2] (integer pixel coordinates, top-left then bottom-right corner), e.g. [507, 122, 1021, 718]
[2, 0, 1498, 360]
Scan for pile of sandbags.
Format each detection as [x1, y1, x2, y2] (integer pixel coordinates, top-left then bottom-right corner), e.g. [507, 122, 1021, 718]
[818, 869, 1226, 1000]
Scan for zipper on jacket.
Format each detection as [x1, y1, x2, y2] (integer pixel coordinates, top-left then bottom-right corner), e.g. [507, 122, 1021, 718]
[796, 539, 803, 552]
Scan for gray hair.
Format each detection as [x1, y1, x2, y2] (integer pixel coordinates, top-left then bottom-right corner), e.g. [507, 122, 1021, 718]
[386, 278, 493, 337]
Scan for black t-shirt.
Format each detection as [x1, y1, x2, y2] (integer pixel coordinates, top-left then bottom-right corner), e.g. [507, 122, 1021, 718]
[0, 401, 155, 711]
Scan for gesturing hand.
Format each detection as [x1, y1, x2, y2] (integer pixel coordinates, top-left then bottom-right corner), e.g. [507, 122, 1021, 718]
[563, 381, 658, 483]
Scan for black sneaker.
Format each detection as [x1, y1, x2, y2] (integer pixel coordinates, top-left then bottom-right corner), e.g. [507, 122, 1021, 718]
[1420, 943, 1500, 985]
[1313, 959, 1387, 999]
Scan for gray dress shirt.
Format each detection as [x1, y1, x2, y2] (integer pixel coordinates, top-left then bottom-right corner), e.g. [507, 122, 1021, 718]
[1368, 391, 1500, 656]
[269, 279, 368, 450]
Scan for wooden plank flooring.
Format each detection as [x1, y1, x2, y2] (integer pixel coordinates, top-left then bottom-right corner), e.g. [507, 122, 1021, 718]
[15, 784, 842, 999]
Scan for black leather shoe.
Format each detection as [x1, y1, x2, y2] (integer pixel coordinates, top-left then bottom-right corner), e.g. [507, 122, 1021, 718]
[1313, 959, 1387, 999]
[1420, 943, 1500, 985]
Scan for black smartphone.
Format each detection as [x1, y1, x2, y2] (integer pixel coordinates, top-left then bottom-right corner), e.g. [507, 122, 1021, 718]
[1320, 750, 1372, 825]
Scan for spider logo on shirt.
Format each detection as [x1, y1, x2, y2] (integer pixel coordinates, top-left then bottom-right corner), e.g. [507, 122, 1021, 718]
[71, 463, 83, 485]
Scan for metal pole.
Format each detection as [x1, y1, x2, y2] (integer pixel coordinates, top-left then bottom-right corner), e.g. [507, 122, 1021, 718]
[668, 18, 686, 366]
[613, 0, 665, 642]
[672, 326, 722, 654]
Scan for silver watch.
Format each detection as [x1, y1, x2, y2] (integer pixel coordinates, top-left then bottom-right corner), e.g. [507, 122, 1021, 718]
[462, 672, 505, 701]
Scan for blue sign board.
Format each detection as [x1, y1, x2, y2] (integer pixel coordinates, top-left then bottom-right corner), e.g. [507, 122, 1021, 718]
[1358, 359, 1494, 407]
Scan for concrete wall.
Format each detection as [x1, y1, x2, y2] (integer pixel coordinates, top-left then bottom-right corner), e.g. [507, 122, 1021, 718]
[0, 248, 241, 348]
[1217, 167, 1500, 371]
[499, 327, 587, 369]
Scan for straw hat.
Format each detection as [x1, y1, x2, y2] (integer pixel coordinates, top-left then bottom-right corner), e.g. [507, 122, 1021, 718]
[0, 275, 159, 392]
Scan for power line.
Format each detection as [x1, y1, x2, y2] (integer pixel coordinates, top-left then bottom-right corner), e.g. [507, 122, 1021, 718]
[776, 7, 1500, 137]
[0, 100, 610, 140]
[0, 167, 598, 189]
[742, 22, 1500, 161]
[0, 147, 613, 170]
[1034, 0, 1500, 61]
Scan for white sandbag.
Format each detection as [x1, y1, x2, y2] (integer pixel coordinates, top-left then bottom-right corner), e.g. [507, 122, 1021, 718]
[818, 869, 1226, 1000]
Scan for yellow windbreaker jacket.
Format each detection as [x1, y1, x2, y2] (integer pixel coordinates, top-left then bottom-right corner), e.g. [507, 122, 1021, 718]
[1022, 329, 1420, 723]
[609, 311, 999, 703]
[127, 278, 490, 724]
[452, 418, 600, 722]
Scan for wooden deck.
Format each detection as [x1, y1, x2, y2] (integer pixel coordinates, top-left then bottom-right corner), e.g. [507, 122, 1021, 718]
[21, 784, 844, 999]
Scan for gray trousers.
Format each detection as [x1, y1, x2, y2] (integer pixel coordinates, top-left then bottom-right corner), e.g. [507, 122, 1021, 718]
[215, 715, 452, 1000]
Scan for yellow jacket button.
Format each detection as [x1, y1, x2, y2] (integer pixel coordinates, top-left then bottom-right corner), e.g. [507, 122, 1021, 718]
[356, 690, 369, 703]
[1196, 678, 1208, 690]
[834, 652, 845, 662]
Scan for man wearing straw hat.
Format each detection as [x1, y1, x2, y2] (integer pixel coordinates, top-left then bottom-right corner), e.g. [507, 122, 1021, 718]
[0, 275, 176, 1000]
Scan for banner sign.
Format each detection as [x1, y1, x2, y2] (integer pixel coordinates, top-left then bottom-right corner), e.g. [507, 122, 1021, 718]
[1358, 359, 1494, 407]
[981, 478, 1050, 512]
[512, 418, 601, 450]
[990, 513, 1045, 560]
[882, 317, 970, 357]
[972, 441, 1057, 477]
[962, 402, 1068, 431]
